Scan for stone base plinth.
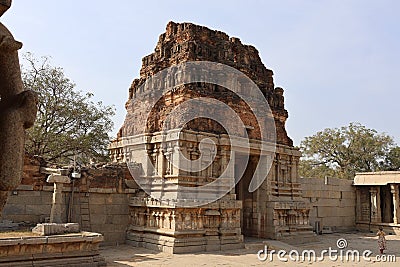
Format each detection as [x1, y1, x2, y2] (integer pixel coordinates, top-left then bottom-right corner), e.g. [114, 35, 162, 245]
[356, 221, 400, 235]
[0, 232, 105, 267]
[32, 223, 80, 236]
[126, 231, 244, 254]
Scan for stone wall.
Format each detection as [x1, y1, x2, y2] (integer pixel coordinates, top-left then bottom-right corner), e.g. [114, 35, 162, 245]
[1, 186, 133, 246]
[74, 190, 132, 246]
[300, 177, 356, 232]
[1, 186, 52, 223]
[0, 155, 136, 246]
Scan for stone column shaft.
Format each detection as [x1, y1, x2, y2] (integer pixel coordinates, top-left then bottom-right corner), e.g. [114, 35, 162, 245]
[390, 184, 400, 224]
[47, 174, 71, 224]
[356, 188, 362, 222]
[370, 187, 381, 223]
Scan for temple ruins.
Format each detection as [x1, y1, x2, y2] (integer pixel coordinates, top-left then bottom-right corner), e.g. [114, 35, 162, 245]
[109, 21, 315, 253]
[1, 21, 384, 258]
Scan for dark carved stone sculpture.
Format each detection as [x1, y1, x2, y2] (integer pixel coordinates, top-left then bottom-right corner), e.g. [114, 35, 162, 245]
[0, 0, 38, 211]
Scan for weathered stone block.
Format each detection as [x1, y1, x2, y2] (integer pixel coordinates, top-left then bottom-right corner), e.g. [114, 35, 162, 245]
[89, 195, 106, 205]
[328, 191, 341, 199]
[102, 232, 126, 245]
[25, 204, 51, 215]
[32, 223, 80, 236]
[89, 204, 106, 215]
[341, 191, 355, 199]
[317, 207, 338, 218]
[2, 204, 25, 215]
[17, 190, 41, 197]
[46, 174, 70, 184]
[112, 215, 129, 225]
[90, 215, 107, 225]
[109, 194, 128, 205]
[314, 198, 339, 207]
[15, 185, 34, 191]
[106, 205, 128, 215]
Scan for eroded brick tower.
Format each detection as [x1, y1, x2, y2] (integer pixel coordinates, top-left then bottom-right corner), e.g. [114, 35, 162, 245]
[110, 21, 313, 253]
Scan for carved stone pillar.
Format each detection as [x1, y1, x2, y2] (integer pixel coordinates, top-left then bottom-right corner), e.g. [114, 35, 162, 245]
[290, 156, 298, 184]
[370, 187, 381, 223]
[152, 147, 159, 176]
[47, 174, 71, 223]
[356, 188, 362, 222]
[390, 184, 399, 224]
[275, 154, 280, 184]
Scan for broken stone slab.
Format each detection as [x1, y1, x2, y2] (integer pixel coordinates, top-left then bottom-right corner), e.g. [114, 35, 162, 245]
[32, 223, 80, 236]
[46, 174, 70, 184]
[40, 167, 69, 176]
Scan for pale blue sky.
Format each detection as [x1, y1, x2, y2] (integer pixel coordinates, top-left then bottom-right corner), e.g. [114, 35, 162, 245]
[3, 0, 399, 146]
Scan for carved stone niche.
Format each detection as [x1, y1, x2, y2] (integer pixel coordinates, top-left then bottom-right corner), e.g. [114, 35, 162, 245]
[204, 209, 221, 235]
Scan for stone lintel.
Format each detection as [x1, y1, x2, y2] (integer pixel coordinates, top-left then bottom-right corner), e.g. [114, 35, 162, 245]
[46, 174, 70, 184]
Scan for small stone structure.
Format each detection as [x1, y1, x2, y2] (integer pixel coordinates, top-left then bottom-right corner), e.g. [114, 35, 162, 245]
[354, 171, 400, 233]
[47, 174, 71, 223]
[0, 0, 38, 212]
[1, 156, 135, 246]
[30, 172, 82, 236]
[0, 165, 107, 266]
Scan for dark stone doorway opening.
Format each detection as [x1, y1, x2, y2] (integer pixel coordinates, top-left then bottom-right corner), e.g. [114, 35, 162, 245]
[235, 153, 259, 237]
[380, 185, 394, 223]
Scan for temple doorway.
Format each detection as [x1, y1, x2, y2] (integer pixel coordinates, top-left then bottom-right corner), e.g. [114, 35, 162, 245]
[380, 185, 394, 223]
[235, 153, 258, 237]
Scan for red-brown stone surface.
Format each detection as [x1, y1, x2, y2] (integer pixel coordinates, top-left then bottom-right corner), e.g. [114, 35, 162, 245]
[119, 21, 293, 146]
[20, 155, 134, 192]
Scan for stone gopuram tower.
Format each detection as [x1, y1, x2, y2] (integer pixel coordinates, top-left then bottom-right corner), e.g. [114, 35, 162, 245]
[109, 21, 313, 253]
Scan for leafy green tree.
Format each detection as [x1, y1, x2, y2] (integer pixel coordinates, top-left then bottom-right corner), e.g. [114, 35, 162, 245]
[300, 122, 395, 179]
[299, 159, 337, 179]
[22, 53, 115, 164]
[381, 146, 400, 171]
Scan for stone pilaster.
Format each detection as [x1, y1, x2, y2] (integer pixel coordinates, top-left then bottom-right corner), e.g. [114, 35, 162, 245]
[390, 184, 400, 224]
[356, 188, 362, 222]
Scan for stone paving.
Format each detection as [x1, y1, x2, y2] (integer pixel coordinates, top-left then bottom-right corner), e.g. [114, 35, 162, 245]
[100, 232, 400, 266]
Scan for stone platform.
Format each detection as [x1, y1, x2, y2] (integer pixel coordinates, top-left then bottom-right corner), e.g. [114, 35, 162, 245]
[0, 232, 105, 266]
[126, 231, 244, 254]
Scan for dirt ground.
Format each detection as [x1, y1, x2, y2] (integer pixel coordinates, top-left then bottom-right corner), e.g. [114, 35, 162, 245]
[100, 232, 400, 267]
